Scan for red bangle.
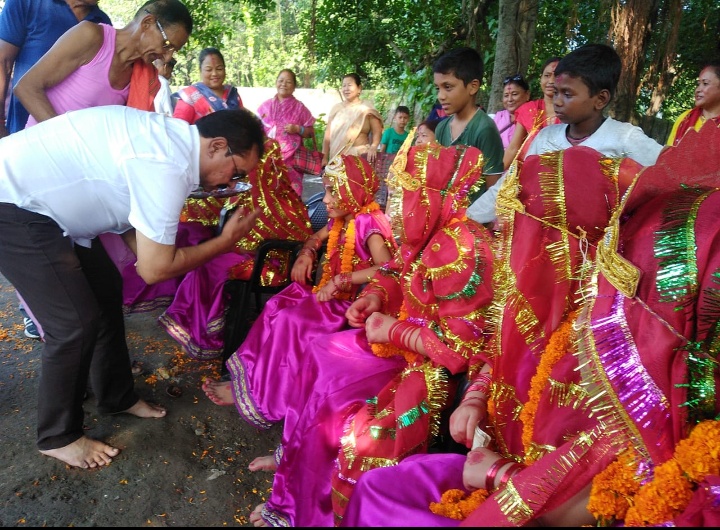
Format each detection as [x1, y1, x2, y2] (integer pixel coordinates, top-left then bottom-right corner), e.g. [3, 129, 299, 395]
[498, 462, 524, 488]
[485, 458, 513, 492]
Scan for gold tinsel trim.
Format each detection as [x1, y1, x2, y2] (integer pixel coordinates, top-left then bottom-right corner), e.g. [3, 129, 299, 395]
[424, 225, 470, 280]
[495, 481, 534, 525]
[537, 152, 571, 283]
[547, 378, 591, 410]
[596, 176, 641, 298]
[505, 286, 544, 351]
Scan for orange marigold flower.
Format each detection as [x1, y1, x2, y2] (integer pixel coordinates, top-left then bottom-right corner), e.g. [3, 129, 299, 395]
[429, 488, 488, 520]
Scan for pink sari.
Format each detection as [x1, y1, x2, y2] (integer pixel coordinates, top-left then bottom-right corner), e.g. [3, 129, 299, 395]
[257, 95, 315, 196]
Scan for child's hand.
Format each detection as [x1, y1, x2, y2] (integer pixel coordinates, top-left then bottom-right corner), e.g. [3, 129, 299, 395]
[291, 255, 314, 284]
[462, 448, 499, 492]
[315, 281, 336, 302]
[346, 294, 382, 327]
[364, 312, 396, 344]
[450, 399, 487, 448]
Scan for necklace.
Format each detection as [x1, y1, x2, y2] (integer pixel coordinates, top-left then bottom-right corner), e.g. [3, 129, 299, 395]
[312, 218, 356, 299]
[565, 127, 590, 142]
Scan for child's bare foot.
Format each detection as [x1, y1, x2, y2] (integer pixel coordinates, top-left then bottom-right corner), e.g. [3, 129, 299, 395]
[248, 455, 277, 472]
[249, 503, 268, 527]
[201, 378, 233, 406]
[121, 399, 166, 418]
[40, 436, 120, 468]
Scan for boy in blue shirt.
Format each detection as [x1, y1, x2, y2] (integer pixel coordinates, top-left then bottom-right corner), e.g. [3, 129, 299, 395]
[378, 105, 410, 154]
[433, 47, 505, 202]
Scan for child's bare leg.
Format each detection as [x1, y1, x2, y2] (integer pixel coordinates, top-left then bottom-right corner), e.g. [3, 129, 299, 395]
[201, 379, 233, 406]
[40, 436, 120, 468]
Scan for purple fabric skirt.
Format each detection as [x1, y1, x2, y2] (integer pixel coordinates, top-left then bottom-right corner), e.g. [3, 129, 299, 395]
[341, 453, 465, 527]
[226, 282, 353, 428]
[261, 329, 407, 526]
[99, 222, 214, 314]
[159, 251, 252, 360]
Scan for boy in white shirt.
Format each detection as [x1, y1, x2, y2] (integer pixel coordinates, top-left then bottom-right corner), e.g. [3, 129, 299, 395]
[469, 43, 664, 224]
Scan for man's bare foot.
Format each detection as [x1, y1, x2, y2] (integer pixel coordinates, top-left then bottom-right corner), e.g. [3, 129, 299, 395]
[249, 503, 268, 527]
[121, 399, 166, 418]
[248, 455, 277, 472]
[201, 378, 233, 406]
[40, 436, 120, 469]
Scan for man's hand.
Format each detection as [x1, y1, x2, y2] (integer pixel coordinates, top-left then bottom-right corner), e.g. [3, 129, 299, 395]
[218, 207, 260, 251]
[135, 208, 260, 285]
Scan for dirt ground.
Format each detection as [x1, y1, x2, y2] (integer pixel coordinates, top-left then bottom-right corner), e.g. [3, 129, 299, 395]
[0, 272, 283, 527]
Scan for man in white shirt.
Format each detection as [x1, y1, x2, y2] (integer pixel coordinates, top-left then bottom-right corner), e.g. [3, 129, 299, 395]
[0, 105, 263, 470]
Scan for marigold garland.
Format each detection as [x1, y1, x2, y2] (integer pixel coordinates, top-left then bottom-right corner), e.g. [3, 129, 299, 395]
[518, 309, 579, 464]
[587, 446, 642, 525]
[312, 202, 380, 300]
[312, 218, 355, 299]
[429, 488, 489, 520]
[588, 419, 720, 527]
[369, 302, 420, 364]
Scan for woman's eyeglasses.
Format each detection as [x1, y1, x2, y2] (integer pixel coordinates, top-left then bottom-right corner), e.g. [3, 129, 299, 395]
[145, 9, 175, 51]
[503, 74, 524, 85]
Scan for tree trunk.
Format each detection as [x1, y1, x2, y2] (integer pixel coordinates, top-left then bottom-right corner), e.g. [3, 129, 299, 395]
[644, 0, 683, 115]
[488, 0, 538, 113]
[608, 0, 658, 122]
[303, 0, 317, 88]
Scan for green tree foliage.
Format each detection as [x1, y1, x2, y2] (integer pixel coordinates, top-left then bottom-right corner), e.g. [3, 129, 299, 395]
[311, 0, 463, 86]
[98, 0, 718, 123]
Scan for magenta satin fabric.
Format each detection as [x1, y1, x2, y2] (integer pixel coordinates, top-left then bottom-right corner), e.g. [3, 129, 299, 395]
[342, 453, 465, 527]
[100, 221, 214, 314]
[226, 282, 354, 427]
[159, 250, 254, 360]
[123, 221, 214, 313]
[224, 212, 393, 426]
[263, 329, 407, 526]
